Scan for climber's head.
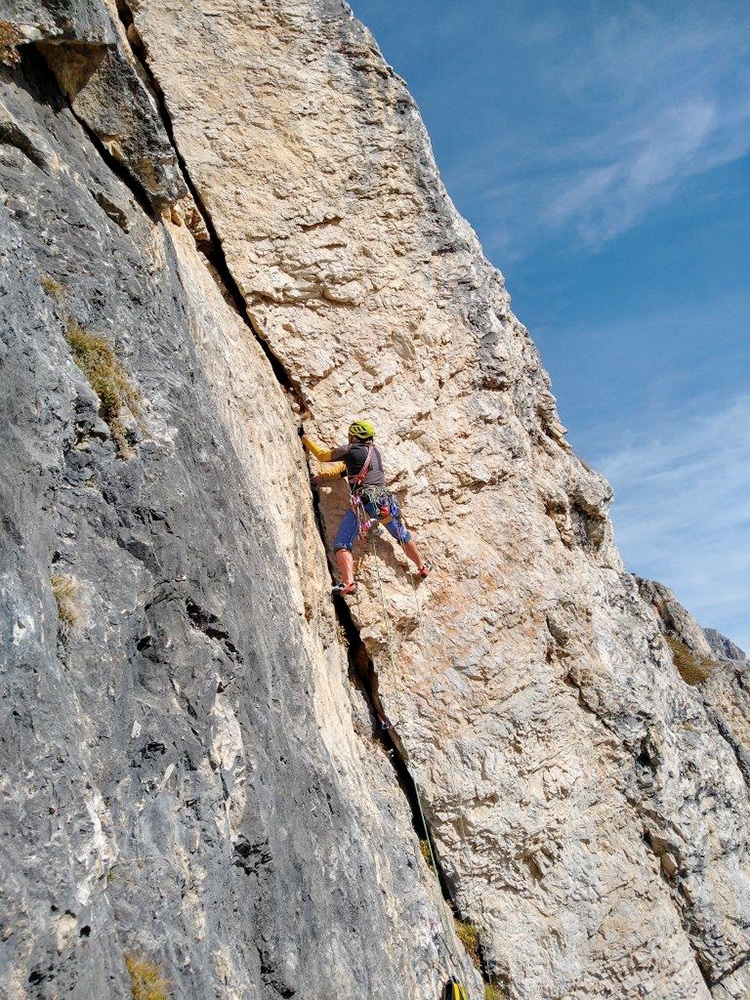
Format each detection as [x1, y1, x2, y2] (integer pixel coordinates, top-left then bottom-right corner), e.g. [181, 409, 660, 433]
[348, 419, 375, 443]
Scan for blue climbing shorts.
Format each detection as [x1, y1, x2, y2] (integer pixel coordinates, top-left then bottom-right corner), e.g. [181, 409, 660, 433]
[333, 493, 411, 552]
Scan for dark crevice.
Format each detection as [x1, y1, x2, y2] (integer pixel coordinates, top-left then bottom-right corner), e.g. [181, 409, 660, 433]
[335, 589, 455, 909]
[712, 950, 750, 988]
[20, 43, 157, 220]
[0, 119, 47, 169]
[308, 468, 488, 983]
[72, 109, 156, 220]
[185, 598, 242, 662]
[702, 700, 750, 788]
[107, 7, 479, 983]
[114, 0, 308, 415]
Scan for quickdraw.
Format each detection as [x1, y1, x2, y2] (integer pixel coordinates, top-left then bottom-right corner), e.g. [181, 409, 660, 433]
[351, 487, 393, 538]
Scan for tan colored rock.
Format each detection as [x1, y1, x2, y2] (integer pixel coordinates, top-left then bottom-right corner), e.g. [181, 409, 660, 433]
[122, 1, 750, 997]
[164, 219, 483, 998]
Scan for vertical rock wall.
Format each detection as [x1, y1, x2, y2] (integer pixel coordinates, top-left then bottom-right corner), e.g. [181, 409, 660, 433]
[0, 15, 480, 1000]
[118, 2, 750, 998]
[0, 2, 748, 999]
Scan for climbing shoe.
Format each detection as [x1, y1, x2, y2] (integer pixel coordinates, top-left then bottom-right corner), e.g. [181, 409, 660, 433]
[417, 562, 432, 578]
[332, 581, 357, 596]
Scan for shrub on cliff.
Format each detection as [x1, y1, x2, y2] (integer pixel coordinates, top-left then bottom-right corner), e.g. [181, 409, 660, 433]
[0, 22, 23, 66]
[124, 955, 170, 1000]
[454, 917, 481, 967]
[51, 573, 83, 630]
[666, 635, 718, 686]
[64, 319, 140, 454]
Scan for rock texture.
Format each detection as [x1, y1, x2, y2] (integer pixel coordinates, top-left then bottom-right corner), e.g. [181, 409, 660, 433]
[0, 22, 479, 1000]
[1, 2, 749, 999]
[705, 629, 749, 665]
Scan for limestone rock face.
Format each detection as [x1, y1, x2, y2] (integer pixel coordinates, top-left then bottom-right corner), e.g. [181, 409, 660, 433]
[1, 2, 749, 1000]
[0, 23, 479, 1000]
[638, 578, 750, 820]
[119, 2, 750, 997]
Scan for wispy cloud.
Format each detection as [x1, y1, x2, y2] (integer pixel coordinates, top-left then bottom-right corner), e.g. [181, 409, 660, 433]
[447, 4, 750, 258]
[596, 395, 750, 651]
[545, 92, 750, 247]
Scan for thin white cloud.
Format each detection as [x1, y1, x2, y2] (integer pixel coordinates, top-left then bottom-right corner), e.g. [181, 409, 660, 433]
[596, 395, 750, 651]
[450, 5, 750, 257]
[546, 93, 750, 246]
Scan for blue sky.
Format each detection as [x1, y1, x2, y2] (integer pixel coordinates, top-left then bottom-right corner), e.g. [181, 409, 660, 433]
[351, 0, 750, 651]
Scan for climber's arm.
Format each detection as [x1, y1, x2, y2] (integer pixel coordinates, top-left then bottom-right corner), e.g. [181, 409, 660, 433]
[316, 462, 347, 479]
[301, 434, 334, 462]
[301, 435, 347, 479]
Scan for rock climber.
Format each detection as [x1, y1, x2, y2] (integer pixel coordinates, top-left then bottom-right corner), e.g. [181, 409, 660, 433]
[301, 419, 431, 595]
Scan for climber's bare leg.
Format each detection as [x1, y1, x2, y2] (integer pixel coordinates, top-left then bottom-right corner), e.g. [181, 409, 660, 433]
[335, 548, 355, 588]
[402, 538, 425, 572]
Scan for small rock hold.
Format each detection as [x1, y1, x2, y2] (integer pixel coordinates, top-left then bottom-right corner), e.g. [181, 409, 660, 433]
[661, 852, 679, 877]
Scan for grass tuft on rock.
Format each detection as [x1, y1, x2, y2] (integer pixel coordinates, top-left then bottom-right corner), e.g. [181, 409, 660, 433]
[0, 21, 23, 66]
[125, 955, 170, 1000]
[51, 573, 82, 629]
[40, 274, 67, 300]
[666, 635, 718, 686]
[454, 917, 481, 968]
[419, 838, 436, 873]
[65, 318, 140, 454]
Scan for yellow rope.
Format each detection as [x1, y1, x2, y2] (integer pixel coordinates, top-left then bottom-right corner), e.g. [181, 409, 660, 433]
[367, 532, 465, 982]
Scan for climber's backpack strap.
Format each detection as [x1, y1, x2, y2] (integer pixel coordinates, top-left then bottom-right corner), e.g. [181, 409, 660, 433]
[441, 979, 468, 1000]
[348, 443, 374, 491]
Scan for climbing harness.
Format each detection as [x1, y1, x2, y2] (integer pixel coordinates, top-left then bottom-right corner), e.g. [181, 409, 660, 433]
[348, 443, 375, 492]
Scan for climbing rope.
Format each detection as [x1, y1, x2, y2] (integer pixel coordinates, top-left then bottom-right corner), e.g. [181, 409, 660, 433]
[364, 531, 467, 984]
[349, 488, 479, 994]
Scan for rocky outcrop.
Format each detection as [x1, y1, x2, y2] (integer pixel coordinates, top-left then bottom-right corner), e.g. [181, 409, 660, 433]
[637, 577, 750, 854]
[2, 0, 185, 206]
[1, 2, 749, 999]
[636, 577, 717, 658]
[705, 629, 749, 665]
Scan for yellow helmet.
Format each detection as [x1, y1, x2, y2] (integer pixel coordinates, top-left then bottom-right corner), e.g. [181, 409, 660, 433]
[348, 419, 375, 441]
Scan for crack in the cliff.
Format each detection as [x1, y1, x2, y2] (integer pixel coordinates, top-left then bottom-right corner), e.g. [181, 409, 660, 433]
[22, 45, 156, 221]
[113, 0, 308, 416]
[306, 468, 491, 985]
[712, 950, 750, 989]
[104, 11, 487, 984]
[334, 591, 455, 889]
[701, 699, 750, 789]
[73, 112, 156, 221]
